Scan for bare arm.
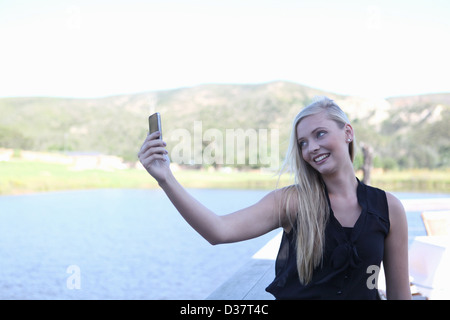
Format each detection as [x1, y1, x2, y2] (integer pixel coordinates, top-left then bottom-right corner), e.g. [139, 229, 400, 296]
[160, 173, 281, 244]
[383, 192, 412, 300]
[138, 132, 281, 245]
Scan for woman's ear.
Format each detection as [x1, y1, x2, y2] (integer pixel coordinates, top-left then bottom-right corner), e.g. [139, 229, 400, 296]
[344, 123, 354, 142]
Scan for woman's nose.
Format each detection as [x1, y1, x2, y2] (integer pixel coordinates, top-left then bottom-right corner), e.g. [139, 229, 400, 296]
[308, 140, 320, 154]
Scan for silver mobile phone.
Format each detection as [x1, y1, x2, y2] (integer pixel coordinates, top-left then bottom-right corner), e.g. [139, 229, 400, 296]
[148, 112, 162, 139]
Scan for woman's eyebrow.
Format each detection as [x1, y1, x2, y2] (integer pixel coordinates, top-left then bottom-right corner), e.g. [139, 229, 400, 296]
[297, 127, 327, 141]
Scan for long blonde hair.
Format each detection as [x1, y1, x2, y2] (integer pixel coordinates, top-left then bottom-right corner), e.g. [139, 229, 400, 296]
[279, 96, 355, 284]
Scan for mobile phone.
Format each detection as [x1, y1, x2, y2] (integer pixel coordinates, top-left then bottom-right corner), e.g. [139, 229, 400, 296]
[148, 112, 162, 139]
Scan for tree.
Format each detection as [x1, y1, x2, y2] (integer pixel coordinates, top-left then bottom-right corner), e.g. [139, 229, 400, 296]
[361, 142, 373, 185]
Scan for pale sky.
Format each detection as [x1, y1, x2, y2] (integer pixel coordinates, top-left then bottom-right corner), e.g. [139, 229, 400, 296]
[0, 0, 449, 99]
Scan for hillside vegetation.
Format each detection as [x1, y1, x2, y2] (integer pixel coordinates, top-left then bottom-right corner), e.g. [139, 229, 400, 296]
[0, 81, 449, 169]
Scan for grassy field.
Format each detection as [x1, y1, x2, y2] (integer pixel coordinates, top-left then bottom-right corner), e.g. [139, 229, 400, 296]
[369, 169, 450, 193]
[1, 160, 449, 195]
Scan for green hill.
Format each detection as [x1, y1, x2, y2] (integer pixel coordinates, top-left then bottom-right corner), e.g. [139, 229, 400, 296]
[0, 81, 449, 169]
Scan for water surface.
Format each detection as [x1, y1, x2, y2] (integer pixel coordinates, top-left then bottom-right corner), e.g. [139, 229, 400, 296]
[0, 188, 447, 299]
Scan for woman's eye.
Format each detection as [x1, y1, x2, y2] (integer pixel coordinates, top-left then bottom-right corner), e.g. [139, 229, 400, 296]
[299, 140, 307, 148]
[317, 131, 326, 138]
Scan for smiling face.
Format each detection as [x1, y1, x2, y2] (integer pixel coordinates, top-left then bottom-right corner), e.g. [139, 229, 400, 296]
[296, 111, 353, 177]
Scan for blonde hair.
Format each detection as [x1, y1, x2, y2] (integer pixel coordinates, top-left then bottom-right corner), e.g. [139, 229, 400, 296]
[279, 96, 355, 284]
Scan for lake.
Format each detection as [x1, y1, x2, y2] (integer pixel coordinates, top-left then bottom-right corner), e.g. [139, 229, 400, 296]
[0, 188, 448, 300]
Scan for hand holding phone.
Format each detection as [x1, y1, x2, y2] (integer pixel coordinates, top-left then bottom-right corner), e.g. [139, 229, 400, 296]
[140, 112, 170, 181]
[148, 112, 162, 139]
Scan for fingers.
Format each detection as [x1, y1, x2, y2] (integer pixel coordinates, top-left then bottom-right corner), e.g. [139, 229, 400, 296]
[138, 131, 168, 162]
[148, 130, 162, 140]
[143, 146, 168, 159]
[140, 132, 163, 151]
[140, 151, 167, 168]
[139, 146, 167, 163]
[145, 131, 163, 145]
[138, 148, 168, 167]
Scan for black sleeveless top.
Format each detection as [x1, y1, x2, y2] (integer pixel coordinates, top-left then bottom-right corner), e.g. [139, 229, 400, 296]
[266, 179, 390, 300]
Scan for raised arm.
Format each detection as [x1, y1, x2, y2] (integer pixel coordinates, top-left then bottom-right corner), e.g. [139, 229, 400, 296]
[138, 131, 282, 245]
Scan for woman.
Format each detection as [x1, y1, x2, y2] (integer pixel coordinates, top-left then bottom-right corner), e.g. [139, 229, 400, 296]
[138, 97, 411, 300]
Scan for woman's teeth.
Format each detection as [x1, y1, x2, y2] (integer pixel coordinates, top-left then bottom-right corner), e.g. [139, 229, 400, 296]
[314, 154, 330, 162]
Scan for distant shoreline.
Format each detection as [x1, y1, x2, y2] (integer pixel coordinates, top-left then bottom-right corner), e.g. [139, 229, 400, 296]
[1, 160, 449, 196]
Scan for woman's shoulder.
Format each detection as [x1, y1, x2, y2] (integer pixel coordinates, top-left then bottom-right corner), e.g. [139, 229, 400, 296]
[270, 184, 299, 231]
[385, 192, 407, 224]
[368, 187, 406, 232]
[272, 184, 300, 208]
[385, 192, 404, 209]
[363, 181, 405, 212]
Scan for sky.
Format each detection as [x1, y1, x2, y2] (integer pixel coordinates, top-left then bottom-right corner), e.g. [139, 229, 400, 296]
[0, 0, 449, 99]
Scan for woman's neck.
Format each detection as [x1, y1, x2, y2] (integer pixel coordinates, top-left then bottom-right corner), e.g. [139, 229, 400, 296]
[322, 168, 358, 198]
